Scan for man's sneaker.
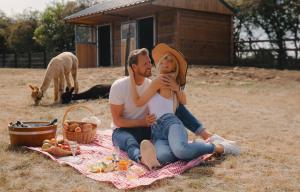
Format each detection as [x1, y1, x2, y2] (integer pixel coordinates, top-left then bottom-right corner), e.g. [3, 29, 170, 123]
[220, 141, 240, 156]
[208, 134, 236, 145]
[140, 140, 161, 170]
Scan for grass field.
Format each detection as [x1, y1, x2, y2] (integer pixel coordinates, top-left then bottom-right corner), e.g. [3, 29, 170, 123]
[0, 66, 299, 192]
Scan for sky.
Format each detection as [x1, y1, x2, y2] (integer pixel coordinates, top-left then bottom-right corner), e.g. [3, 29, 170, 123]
[0, 0, 74, 16]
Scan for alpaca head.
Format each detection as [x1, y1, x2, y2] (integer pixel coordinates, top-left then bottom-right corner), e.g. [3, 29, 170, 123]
[61, 87, 74, 104]
[29, 85, 43, 105]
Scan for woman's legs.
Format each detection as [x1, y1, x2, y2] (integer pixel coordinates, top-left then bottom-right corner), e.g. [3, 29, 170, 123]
[175, 104, 212, 139]
[168, 123, 215, 161]
[154, 139, 178, 165]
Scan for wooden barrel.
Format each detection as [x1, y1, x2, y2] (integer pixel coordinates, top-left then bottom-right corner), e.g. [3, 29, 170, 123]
[8, 121, 57, 147]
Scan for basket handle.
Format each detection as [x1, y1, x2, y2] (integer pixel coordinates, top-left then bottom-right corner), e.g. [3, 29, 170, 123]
[62, 105, 95, 126]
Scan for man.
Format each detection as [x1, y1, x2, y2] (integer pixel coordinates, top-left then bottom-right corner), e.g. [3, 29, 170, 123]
[109, 48, 235, 169]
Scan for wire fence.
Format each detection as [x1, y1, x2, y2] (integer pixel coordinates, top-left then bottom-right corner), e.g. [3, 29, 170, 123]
[0, 50, 75, 68]
[234, 39, 300, 69]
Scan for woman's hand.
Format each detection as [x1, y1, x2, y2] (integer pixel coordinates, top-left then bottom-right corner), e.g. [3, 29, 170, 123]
[161, 74, 180, 92]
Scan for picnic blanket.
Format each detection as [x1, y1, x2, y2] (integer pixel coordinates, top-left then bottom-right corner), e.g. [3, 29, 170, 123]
[28, 130, 212, 189]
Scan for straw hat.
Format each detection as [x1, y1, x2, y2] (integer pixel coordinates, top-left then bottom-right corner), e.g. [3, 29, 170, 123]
[152, 43, 188, 86]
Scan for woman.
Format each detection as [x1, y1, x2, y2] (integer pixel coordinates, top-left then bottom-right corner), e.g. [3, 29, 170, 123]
[128, 43, 239, 169]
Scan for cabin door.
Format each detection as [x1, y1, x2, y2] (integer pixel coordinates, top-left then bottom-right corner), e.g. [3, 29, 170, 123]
[98, 25, 111, 66]
[137, 17, 155, 61]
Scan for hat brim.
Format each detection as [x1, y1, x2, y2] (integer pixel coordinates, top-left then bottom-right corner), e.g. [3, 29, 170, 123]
[152, 43, 187, 86]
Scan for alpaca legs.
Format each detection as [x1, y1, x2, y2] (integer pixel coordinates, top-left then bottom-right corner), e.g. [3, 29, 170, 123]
[64, 72, 72, 90]
[71, 69, 78, 94]
[58, 72, 65, 102]
[54, 78, 59, 102]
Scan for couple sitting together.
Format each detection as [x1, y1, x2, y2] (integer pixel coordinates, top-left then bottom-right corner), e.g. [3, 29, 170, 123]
[109, 43, 240, 170]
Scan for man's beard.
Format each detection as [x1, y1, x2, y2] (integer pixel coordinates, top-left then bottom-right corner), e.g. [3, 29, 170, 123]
[138, 69, 152, 77]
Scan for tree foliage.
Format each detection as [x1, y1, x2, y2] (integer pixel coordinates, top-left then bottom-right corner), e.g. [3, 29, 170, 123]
[0, 11, 11, 50]
[7, 10, 42, 52]
[227, 0, 300, 66]
[34, 1, 77, 52]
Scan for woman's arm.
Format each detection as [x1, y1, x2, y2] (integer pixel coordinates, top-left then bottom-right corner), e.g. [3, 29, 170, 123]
[129, 67, 161, 106]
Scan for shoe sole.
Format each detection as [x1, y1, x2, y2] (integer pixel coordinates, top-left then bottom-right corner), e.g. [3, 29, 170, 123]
[140, 140, 161, 170]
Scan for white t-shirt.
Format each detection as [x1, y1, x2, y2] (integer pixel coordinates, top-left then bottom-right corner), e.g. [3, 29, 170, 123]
[109, 76, 152, 129]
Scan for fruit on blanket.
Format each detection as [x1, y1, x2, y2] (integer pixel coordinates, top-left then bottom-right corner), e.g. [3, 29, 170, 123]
[90, 162, 108, 173]
[62, 144, 71, 151]
[42, 143, 52, 150]
[75, 127, 81, 132]
[50, 138, 57, 145]
[43, 139, 50, 144]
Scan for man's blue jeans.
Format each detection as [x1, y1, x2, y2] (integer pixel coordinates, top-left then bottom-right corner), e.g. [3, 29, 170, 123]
[112, 104, 205, 162]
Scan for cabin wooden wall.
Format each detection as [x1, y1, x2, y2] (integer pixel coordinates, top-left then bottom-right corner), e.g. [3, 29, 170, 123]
[152, 0, 233, 15]
[76, 43, 97, 68]
[113, 21, 122, 66]
[74, 5, 233, 67]
[156, 10, 177, 48]
[177, 10, 232, 65]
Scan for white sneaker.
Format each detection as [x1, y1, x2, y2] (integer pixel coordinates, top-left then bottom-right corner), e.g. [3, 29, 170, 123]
[208, 134, 236, 145]
[220, 141, 240, 156]
[140, 140, 161, 170]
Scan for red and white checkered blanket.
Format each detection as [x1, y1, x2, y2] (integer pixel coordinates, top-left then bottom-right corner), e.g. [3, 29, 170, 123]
[28, 130, 212, 189]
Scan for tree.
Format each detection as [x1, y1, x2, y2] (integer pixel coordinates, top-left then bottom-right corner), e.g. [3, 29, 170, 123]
[0, 11, 11, 51]
[34, 1, 78, 52]
[229, 0, 300, 67]
[7, 10, 42, 52]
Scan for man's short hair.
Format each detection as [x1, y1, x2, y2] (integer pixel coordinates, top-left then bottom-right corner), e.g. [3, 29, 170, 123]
[127, 48, 149, 67]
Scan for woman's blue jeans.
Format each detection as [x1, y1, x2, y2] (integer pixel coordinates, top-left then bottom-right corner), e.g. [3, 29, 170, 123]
[112, 104, 206, 162]
[152, 113, 215, 165]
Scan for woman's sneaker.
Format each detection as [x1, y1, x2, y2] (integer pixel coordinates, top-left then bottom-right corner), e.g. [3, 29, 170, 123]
[220, 141, 240, 155]
[140, 140, 161, 170]
[208, 134, 236, 145]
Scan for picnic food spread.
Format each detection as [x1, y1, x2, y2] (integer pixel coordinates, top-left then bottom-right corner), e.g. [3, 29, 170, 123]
[89, 156, 147, 178]
[41, 138, 80, 157]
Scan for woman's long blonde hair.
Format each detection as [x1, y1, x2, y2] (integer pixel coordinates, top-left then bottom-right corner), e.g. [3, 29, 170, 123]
[156, 53, 180, 110]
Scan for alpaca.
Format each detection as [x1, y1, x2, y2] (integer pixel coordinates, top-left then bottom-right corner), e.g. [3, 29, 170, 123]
[29, 52, 79, 105]
[61, 84, 111, 104]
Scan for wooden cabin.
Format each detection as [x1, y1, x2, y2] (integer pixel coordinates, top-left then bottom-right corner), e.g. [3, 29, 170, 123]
[65, 0, 235, 68]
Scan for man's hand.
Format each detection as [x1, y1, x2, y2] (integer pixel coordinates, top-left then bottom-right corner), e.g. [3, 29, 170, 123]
[161, 74, 180, 92]
[128, 66, 134, 78]
[145, 113, 156, 126]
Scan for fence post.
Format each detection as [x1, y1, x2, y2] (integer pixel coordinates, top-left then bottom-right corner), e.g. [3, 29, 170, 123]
[2, 52, 5, 67]
[43, 50, 47, 68]
[14, 52, 18, 68]
[28, 52, 32, 68]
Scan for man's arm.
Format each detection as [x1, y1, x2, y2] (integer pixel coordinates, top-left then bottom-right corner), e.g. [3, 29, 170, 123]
[110, 104, 150, 128]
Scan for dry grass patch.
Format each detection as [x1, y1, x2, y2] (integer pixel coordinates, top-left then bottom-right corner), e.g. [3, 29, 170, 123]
[0, 66, 299, 191]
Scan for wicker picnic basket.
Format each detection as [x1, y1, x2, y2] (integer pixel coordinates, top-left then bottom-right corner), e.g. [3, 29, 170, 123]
[62, 105, 97, 144]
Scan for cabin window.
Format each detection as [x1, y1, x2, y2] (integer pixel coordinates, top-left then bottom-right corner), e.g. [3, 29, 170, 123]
[75, 25, 96, 43]
[121, 23, 136, 40]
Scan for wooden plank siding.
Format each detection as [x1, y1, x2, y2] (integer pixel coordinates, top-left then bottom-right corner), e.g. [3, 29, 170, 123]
[156, 10, 177, 47]
[76, 43, 97, 68]
[152, 0, 233, 15]
[177, 10, 232, 65]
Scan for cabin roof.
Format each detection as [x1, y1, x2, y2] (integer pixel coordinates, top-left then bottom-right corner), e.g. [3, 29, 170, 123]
[65, 0, 236, 22]
[65, 0, 151, 20]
